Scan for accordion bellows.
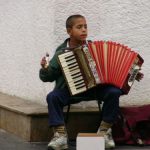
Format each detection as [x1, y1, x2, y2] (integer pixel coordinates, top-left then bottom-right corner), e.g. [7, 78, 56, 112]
[58, 41, 144, 95]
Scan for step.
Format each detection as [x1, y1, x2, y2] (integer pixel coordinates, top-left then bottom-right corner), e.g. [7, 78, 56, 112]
[0, 92, 101, 142]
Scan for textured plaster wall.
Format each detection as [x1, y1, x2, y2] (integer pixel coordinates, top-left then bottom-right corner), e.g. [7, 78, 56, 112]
[0, 0, 150, 107]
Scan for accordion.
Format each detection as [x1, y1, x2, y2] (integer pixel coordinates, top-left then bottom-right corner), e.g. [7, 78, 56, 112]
[58, 41, 144, 95]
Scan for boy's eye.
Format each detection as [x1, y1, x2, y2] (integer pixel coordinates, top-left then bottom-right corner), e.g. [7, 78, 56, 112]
[76, 25, 87, 29]
[77, 25, 82, 29]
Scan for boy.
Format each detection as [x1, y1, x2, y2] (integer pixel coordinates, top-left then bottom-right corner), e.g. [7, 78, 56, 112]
[39, 14, 143, 150]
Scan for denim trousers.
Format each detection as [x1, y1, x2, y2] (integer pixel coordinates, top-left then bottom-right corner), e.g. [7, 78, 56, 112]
[46, 85, 123, 126]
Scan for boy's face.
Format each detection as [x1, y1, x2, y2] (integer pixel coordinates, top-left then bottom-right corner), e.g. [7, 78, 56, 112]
[67, 17, 88, 42]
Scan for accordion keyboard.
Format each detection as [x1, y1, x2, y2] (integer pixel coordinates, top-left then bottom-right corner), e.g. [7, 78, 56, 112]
[58, 51, 87, 95]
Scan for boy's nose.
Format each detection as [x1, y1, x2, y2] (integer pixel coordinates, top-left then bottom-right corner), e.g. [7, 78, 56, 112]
[82, 27, 87, 32]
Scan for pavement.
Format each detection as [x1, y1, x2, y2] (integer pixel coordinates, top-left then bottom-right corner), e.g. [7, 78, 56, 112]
[0, 129, 150, 150]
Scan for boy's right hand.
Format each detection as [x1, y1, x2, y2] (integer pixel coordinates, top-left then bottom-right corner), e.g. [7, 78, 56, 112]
[41, 53, 50, 69]
[40, 56, 47, 68]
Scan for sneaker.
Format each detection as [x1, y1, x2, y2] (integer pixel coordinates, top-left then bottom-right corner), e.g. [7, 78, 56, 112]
[97, 128, 115, 149]
[48, 132, 68, 150]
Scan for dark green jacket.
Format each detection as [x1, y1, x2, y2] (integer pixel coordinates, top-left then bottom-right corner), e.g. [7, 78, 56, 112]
[39, 39, 98, 101]
[39, 39, 68, 90]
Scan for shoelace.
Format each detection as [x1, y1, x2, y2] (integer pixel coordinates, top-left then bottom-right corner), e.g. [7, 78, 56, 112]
[51, 132, 60, 142]
[107, 132, 113, 140]
[105, 129, 114, 141]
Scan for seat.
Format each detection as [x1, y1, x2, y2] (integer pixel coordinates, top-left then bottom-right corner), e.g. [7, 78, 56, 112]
[65, 98, 102, 123]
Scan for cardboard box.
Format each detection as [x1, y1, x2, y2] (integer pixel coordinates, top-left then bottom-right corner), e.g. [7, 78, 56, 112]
[77, 133, 104, 150]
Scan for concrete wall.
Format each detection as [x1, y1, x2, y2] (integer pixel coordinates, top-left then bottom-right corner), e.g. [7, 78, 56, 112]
[0, 0, 150, 106]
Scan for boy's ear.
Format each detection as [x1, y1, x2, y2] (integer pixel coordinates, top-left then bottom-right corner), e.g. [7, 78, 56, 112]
[67, 28, 72, 35]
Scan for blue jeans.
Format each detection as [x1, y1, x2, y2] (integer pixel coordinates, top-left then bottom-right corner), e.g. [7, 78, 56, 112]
[46, 85, 123, 126]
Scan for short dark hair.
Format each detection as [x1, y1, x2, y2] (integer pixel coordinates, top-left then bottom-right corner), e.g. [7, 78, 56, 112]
[66, 14, 85, 29]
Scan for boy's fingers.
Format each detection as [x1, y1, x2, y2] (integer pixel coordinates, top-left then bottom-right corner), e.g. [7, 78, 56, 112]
[40, 57, 47, 67]
[139, 72, 144, 78]
[136, 72, 144, 81]
[42, 56, 46, 61]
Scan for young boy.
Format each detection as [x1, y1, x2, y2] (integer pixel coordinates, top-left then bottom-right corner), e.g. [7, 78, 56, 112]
[39, 14, 143, 150]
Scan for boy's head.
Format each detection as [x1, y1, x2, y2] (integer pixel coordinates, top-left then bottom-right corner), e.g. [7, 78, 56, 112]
[66, 14, 87, 42]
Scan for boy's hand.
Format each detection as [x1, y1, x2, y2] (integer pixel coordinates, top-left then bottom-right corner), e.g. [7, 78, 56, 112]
[40, 56, 47, 68]
[40, 53, 49, 69]
[136, 72, 144, 81]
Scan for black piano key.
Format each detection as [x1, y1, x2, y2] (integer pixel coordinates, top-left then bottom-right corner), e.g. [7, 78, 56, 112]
[65, 56, 75, 62]
[68, 61, 77, 66]
[71, 71, 81, 77]
[68, 64, 78, 70]
[65, 57, 76, 62]
[75, 81, 85, 87]
[76, 84, 86, 90]
[74, 79, 84, 84]
[65, 54, 74, 59]
[69, 67, 80, 72]
[72, 74, 82, 79]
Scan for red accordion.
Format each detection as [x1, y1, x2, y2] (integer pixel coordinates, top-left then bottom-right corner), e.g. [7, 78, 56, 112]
[58, 41, 144, 95]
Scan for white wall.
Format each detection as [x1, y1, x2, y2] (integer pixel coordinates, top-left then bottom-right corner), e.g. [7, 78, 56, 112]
[0, 0, 150, 106]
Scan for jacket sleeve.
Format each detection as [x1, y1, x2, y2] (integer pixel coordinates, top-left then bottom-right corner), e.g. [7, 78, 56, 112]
[39, 50, 62, 82]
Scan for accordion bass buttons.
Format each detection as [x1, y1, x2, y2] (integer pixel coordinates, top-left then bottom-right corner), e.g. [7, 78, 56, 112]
[128, 65, 140, 87]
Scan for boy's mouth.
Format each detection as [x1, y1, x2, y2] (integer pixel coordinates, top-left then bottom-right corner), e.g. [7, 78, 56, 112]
[80, 34, 87, 38]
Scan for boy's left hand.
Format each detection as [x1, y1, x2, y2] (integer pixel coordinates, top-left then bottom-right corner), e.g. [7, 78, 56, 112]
[136, 72, 144, 81]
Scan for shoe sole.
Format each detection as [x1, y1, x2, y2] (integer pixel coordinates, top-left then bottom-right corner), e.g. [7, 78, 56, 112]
[48, 144, 68, 150]
[105, 145, 115, 149]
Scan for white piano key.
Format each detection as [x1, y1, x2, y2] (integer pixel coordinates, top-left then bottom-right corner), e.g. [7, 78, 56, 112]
[68, 80, 85, 87]
[69, 80, 86, 88]
[61, 61, 77, 67]
[69, 84, 86, 91]
[65, 55, 76, 60]
[66, 75, 83, 82]
[70, 76, 83, 82]
[59, 56, 76, 63]
[67, 63, 79, 69]
[71, 87, 87, 95]
[64, 69, 81, 75]
[60, 58, 76, 64]
[58, 51, 74, 59]
[63, 65, 79, 72]
[63, 66, 80, 72]
[71, 72, 82, 78]
[65, 73, 82, 82]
